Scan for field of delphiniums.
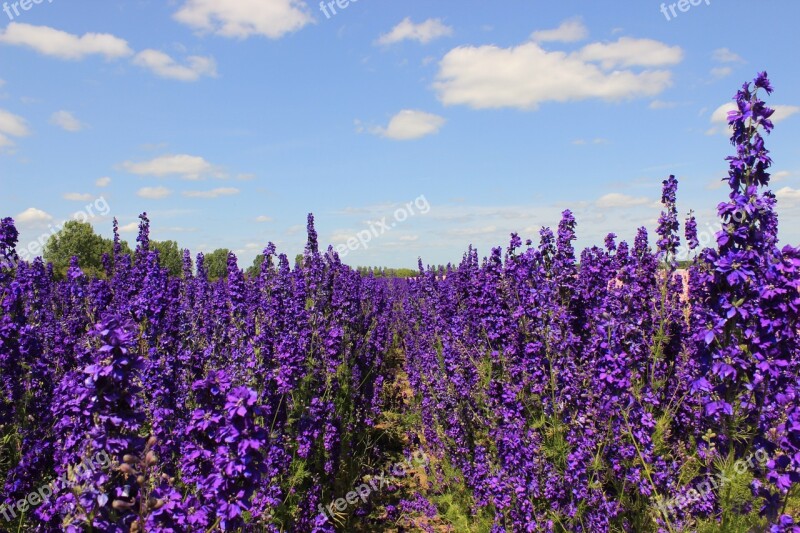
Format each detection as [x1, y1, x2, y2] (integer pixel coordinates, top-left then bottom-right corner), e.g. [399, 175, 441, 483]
[1, 74, 799, 532]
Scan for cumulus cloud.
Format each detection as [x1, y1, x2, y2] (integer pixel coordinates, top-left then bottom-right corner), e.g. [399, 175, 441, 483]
[531, 18, 588, 43]
[182, 187, 239, 198]
[50, 110, 85, 132]
[119, 222, 139, 233]
[137, 186, 172, 200]
[377, 18, 453, 45]
[0, 108, 30, 149]
[255, 215, 273, 222]
[0, 23, 132, 60]
[595, 193, 650, 209]
[95, 176, 112, 187]
[710, 66, 733, 79]
[576, 38, 682, 69]
[133, 50, 217, 82]
[712, 47, 744, 63]
[121, 154, 220, 180]
[434, 37, 681, 110]
[174, 0, 313, 39]
[63, 192, 93, 201]
[776, 187, 800, 202]
[16, 207, 53, 224]
[368, 110, 445, 140]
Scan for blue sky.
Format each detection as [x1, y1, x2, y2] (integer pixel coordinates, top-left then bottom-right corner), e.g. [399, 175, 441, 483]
[1, 0, 799, 269]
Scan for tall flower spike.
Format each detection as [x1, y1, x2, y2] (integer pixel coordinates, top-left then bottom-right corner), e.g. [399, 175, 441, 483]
[305, 213, 319, 256]
[137, 212, 150, 253]
[656, 175, 680, 260]
[685, 211, 699, 251]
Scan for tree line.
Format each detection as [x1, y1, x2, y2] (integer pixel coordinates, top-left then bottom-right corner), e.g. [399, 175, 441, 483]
[38, 221, 417, 280]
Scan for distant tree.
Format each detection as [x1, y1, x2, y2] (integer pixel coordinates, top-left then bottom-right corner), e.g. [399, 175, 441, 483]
[205, 248, 230, 280]
[355, 266, 418, 278]
[247, 254, 265, 278]
[151, 240, 183, 277]
[43, 220, 113, 278]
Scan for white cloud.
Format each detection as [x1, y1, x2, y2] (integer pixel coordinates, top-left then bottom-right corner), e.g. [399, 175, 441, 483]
[0, 108, 30, 149]
[133, 50, 217, 82]
[531, 18, 588, 43]
[649, 100, 679, 109]
[16, 207, 53, 224]
[576, 37, 682, 69]
[119, 222, 139, 233]
[63, 192, 93, 201]
[0, 109, 30, 136]
[50, 110, 85, 132]
[121, 154, 219, 180]
[434, 37, 680, 111]
[137, 186, 172, 200]
[595, 193, 649, 209]
[174, 0, 313, 39]
[712, 48, 744, 63]
[95, 176, 112, 187]
[776, 187, 800, 203]
[183, 187, 239, 198]
[0, 23, 132, 60]
[369, 110, 445, 140]
[255, 215, 273, 222]
[377, 17, 453, 45]
[773, 105, 800, 122]
[398, 235, 419, 242]
[446, 225, 498, 237]
[707, 102, 800, 135]
[772, 171, 791, 182]
[710, 66, 732, 79]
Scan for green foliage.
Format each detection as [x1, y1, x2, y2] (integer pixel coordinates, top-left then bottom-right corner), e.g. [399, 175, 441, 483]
[42, 220, 114, 278]
[694, 453, 766, 533]
[247, 254, 266, 278]
[151, 240, 183, 277]
[204, 248, 230, 280]
[355, 267, 418, 278]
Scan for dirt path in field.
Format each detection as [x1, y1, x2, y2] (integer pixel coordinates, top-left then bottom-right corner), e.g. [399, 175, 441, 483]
[348, 345, 452, 532]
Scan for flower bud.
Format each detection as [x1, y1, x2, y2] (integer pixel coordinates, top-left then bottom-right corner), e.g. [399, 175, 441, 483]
[145, 451, 158, 466]
[112, 499, 135, 510]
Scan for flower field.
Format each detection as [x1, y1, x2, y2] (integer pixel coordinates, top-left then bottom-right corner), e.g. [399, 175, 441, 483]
[1, 74, 798, 532]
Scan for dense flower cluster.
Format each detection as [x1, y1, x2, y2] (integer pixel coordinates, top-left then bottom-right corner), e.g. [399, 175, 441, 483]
[0, 74, 798, 532]
[0, 215, 395, 531]
[400, 73, 799, 532]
